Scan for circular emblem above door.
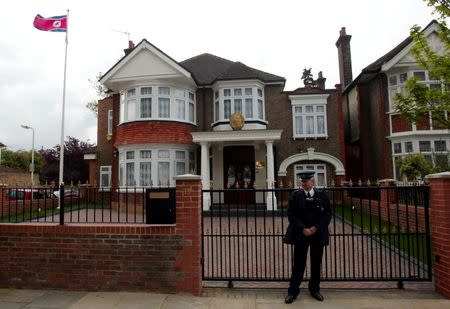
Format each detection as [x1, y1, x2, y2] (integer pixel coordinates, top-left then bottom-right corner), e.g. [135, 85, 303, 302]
[230, 112, 245, 130]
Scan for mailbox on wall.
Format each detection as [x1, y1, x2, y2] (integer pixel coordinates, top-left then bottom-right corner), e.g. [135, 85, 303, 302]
[145, 188, 176, 224]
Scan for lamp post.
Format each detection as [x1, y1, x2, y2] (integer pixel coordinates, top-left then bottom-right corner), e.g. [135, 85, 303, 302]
[21, 125, 35, 188]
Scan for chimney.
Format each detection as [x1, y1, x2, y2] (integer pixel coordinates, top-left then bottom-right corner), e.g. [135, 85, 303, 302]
[123, 40, 135, 56]
[316, 71, 326, 90]
[335, 27, 353, 88]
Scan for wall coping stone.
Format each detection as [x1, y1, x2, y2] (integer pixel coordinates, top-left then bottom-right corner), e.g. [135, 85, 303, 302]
[425, 172, 450, 179]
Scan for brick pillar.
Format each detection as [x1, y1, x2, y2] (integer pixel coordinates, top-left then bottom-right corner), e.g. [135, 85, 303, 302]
[174, 174, 202, 295]
[426, 172, 450, 298]
[334, 175, 345, 187]
[379, 179, 397, 222]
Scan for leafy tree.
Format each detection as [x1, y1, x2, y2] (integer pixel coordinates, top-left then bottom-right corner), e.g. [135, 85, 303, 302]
[85, 72, 108, 116]
[394, 0, 450, 128]
[396, 154, 432, 180]
[0, 149, 44, 175]
[39, 137, 95, 185]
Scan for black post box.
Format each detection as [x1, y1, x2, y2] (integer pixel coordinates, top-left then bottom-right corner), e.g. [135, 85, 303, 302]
[145, 188, 176, 224]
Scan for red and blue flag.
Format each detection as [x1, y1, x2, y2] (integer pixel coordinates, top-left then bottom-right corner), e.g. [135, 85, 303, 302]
[33, 14, 67, 32]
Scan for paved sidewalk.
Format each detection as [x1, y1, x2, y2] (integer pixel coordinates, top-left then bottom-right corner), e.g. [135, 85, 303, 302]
[0, 286, 448, 309]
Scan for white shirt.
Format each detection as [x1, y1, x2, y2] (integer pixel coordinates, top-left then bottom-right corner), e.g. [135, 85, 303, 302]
[304, 188, 315, 197]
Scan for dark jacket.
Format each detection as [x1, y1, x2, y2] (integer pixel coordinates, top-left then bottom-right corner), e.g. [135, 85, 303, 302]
[284, 189, 332, 246]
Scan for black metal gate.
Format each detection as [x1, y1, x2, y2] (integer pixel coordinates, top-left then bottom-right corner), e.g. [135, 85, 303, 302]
[201, 186, 432, 284]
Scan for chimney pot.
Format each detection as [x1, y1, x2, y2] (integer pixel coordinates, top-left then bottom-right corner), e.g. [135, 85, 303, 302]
[340, 27, 346, 36]
[128, 40, 135, 49]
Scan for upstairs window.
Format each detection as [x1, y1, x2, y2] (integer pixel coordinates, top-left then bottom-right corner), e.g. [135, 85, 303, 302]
[120, 85, 195, 124]
[292, 104, 327, 138]
[213, 85, 265, 123]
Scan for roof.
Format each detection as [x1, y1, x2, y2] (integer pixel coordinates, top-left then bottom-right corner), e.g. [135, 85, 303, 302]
[181, 54, 285, 85]
[0, 142, 5, 147]
[101, 41, 285, 87]
[343, 20, 439, 94]
[285, 87, 332, 95]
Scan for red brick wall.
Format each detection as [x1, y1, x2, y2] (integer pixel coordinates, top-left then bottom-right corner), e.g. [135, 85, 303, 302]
[391, 115, 413, 133]
[0, 178, 202, 295]
[428, 174, 450, 298]
[115, 122, 197, 147]
[416, 115, 431, 130]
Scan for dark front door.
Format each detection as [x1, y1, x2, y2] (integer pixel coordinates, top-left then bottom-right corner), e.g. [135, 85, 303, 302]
[223, 146, 255, 204]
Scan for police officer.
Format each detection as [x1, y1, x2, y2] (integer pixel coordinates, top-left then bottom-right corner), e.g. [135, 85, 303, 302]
[284, 171, 332, 304]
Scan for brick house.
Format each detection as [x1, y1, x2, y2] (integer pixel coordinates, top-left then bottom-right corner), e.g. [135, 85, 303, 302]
[338, 20, 449, 181]
[87, 39, 345, 208]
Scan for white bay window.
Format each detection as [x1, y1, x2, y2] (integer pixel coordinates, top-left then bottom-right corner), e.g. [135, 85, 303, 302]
[120, 85, 196, 124]
[118, 146, 196, 187]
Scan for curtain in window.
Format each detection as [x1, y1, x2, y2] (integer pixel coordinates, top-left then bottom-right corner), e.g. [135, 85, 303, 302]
[257, 100, 263, 119]
[176, 99, 185, 119]
[295, 116, 303, 134]
[140, 162, 151, 186]
[158, 98, 170, 118]
[127, 99, 136, 121]
[317, 115, 325, 134]
[224, 100, 231, 119]
[245, 99, 253, 118]
[215, 101, 220, 121]
[126, 162, 135, 186]
[234, 99, 242, 114]
[176, 162, 185, 176]
[140, 98, 151, 118]
[306, 116, 314, 134]
[189, 103, 194, 122]
[158, 162, 170, 186]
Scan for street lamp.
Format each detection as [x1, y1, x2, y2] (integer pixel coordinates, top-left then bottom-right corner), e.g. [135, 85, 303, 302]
[21, 125, 35, 188]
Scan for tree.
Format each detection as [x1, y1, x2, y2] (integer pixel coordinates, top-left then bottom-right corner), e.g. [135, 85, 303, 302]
[394, 0, 450, 128]
[0, 149, 44, 175]
[39, 137, 95, 184]
[396, 154, 432, 180]
[85, 72, 108, 116]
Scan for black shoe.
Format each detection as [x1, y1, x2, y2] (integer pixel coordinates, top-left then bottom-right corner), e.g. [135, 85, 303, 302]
[310, 291, 324, 301]
[284, 294, 297, 304]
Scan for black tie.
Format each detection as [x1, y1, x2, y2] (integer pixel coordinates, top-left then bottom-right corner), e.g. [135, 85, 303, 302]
[307, 192, 311, 198]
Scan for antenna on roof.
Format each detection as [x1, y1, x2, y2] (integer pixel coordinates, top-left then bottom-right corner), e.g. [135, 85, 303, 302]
[112, 29, 131, 42]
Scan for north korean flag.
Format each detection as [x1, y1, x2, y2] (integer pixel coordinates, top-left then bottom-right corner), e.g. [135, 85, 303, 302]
[33, 14, 67, 32]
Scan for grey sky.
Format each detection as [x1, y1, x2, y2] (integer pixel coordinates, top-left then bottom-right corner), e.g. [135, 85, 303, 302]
[0, 0, 435, 151]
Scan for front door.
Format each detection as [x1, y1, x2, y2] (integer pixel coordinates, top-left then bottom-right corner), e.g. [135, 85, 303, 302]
[223, 146, 255, 204]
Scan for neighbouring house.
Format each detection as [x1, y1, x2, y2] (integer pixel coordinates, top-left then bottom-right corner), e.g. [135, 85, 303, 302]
[87, 39, 346, 209]
[338, 20, 450, 181]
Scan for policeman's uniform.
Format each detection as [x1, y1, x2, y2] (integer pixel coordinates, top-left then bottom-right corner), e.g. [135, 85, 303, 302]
[283, 172, 332, 302]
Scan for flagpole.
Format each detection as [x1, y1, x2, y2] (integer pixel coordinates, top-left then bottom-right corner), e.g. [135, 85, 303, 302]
[58, 9, 69, 208]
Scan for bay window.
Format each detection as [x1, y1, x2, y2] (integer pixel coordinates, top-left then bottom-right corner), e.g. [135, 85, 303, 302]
[120, 85, 196, 124]
[118, 147, 196, 187]
[212, 83, 266, 125]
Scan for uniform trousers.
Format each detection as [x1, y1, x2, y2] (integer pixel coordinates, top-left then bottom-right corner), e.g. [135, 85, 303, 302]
[288, 232, 324, 296]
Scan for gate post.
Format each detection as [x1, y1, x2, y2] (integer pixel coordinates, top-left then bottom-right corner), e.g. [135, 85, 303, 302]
[174, 174, 202, 295]
[425, 172, 450, 299]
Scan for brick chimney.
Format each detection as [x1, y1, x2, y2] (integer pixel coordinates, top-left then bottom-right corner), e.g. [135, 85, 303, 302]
[123, 40, 135, 56]
[316, 71, 326, 90]
[335, 27, 353, 88]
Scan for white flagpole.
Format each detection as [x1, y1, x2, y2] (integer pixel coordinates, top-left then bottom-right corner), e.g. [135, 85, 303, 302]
[58, 9, 69, 207]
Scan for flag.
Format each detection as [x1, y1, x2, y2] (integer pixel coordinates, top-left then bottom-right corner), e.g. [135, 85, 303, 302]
[33, 14, 67, 32]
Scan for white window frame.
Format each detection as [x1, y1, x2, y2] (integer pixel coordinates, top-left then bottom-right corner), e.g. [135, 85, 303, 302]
[290, 94, 329, 139]
[212, 82, 265, 123]
[391, 138, 450, 179]
[107, 110, 113, 135]
[119, 85, 196, 125]
[294, 164, 327, 188]
[118, 145, 196, 188]
[99, 166, 112, 187]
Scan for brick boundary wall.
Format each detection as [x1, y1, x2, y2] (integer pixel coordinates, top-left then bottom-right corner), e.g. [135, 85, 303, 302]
[0, 175, 202, 295]
[426, 172, 450, 299]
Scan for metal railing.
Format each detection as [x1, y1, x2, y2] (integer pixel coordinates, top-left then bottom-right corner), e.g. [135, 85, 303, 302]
[0, 185, 153, 224]
[201, 186, 432, 284]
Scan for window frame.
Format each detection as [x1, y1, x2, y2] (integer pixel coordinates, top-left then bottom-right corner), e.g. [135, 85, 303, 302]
[99, 166, 112, 187]
[119, 85, 196, 125]
[294, 164, 327, 188]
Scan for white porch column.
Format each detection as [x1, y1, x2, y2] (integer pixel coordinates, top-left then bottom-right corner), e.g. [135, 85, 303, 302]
[200, 142, 211, 210]
[266, 140, 277, 210]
